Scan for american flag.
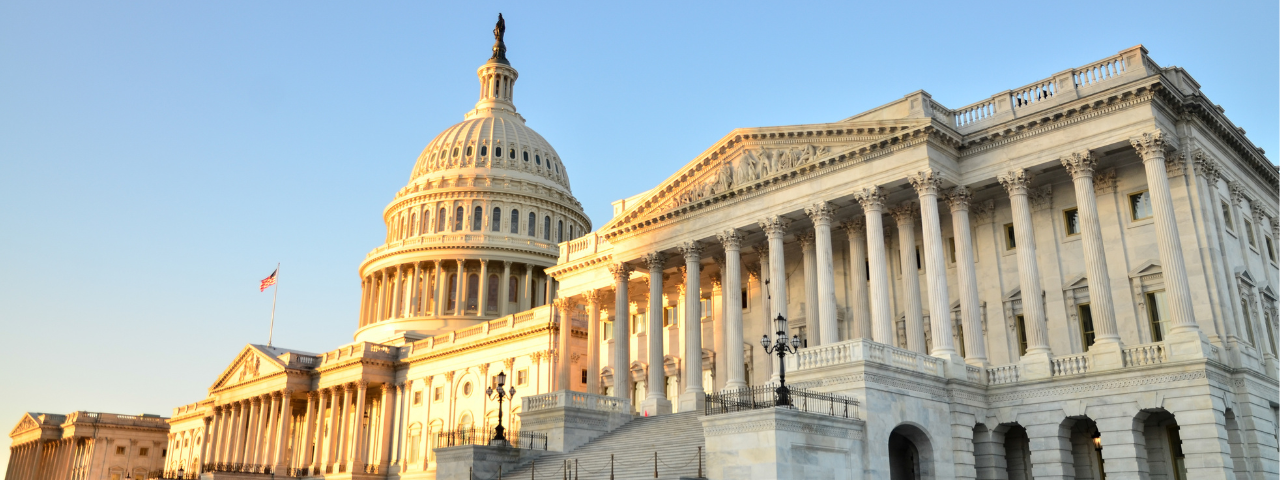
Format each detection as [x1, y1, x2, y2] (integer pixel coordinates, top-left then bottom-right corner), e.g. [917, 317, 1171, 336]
[260, 268, 278, 292]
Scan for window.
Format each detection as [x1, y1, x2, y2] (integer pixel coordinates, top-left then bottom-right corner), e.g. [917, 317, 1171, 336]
[952, 311, 966, 358]
[631, 313, 645, 334]
[569, 224, 575, 239]
[946, 237, 956, 263]
[517, 369, 529, 385]
[116, 447, 126, 455]
[422, 210, 430, 233]
[492, 207, 502, 231]
[433, 386, 443, 402]
[465, 146, 472, 157]
[510, 148, 516, 159]
[495, 146, 503, 157]
[452, 147, 459, 157]
[414, 391, 422, 405]
[437, 208, 446, 232]
[508, 276, 519, 302]
[543, 216, 551, 240]
[742, 288, 749, 309]
[557, 220, 564, 243]
[462, 382, 473, 396]
[1004, 223, 1017, 250]
[479, 145, 487, 157]
[1268, 236, 1278, 263]
[406, 425, 421, 463]
[1222, 202, 1234, 230]
[535, 154, 541, 165]
[139, 448, 148, 456]
[1128, 191, 1152, 221]
[1078, 303, 1096, 350]
[528, 212, 536, 236]
[447, 274, 458, 310]
[581, 369, 588, 384]
[1244, 219, 1257, 247]
[1146, 291, 1169, 342]
[523, 151, 529, 162]
[454, 206, 464, 231]
[915, 247, 922, 270]
[1012, 314, 1029, 356]
[1240, 296, 1256, 345]
[603, 321, 613, 341]
[466, 274, 479, 311]
[663, 307, 677, 328]
[510, 209, 520, 234]
[487, 274, 499, 309]
[1063, 208, 1080, 236]
[473, 206, 484, 231]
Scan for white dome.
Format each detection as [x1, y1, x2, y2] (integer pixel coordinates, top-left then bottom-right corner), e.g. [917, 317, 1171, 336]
[409, 110, 572, 192]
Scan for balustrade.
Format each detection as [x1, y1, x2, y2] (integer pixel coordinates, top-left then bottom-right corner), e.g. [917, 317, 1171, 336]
[1122, 342, 1168, 367]
[1050, 353, 1089, 376]
[987, 365, 1020, 385]
[522, 391, 630, 413]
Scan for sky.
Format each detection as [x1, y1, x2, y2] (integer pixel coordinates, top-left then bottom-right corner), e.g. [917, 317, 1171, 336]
[1, 0, 1276, 472]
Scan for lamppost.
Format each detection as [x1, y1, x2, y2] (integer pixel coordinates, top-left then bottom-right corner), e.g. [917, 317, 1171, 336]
[760, 313, 801, 406]
[486, 371, 516, 444]
[177, 467, 185, 480]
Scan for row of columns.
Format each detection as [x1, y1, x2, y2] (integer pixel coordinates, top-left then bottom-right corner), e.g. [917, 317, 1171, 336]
[204, 390, 293, 472]
[6, 438, 78, 480]
[290, 382, 396, 475]
[360, 260, 551, 326]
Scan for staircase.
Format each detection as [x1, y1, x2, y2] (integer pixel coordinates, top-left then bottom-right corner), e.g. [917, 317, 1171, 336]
[502, 412, 706, 480]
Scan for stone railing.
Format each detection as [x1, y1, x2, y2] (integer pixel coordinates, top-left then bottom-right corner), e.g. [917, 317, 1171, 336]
[1122, 342, 1168, 367]
[965, 365, 984, 383]
[558, 232, 613, 263]
[986, 365, 1020, 385]
[367, 234, 558, 259]
[398, 305, 553, 358]
[319, 342, 399, 367]
[69, 412, 168, 427]
[522, 391, 631, 414]
[1050, 353, 1089, 377]
[789, 338, 945, 378]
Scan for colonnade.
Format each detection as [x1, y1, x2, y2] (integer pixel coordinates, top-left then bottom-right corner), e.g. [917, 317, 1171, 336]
[203, 390, 294, 473]
[359, 260, 553, 326]
[593, 129, 1206, 404]
[6, 437, 80, 480]
[287, 382, 397, 475]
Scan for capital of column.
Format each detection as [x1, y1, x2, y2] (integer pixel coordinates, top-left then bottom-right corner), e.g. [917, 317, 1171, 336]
[356, 379, 368, 390]
[854, 187, 887, 212]
[677, 241, 703, 261]
[797, 232, 815, 247]
[641, 253, 667, 271]
[758, 216, 791, 239]
[553, 297, 574, 312]
[838, 217, 865, 235]
[890, 202, 919, 225]
[608, 263, 633, 281]
[1060, 149, 1099, 179]
[307, 391, 319, 401]
[716, 228, 742, 251]
[251, 396, 262, 405]
[1192, 150, 1220, 181]
[752, 242, 768, 257]
[1129, 129, 1167, 161]
[907, 170, 944, 196]
[997, 169, 1034, 196]
[381, 383, 392, 394]
[944, 186, 973, 212]
[583, 289, 602, 307]
[1228, 181, 1247, 206]
[804, 201, 835, 226]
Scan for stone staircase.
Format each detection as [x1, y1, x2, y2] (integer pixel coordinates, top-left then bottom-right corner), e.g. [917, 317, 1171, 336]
[502, 412, 707, 480]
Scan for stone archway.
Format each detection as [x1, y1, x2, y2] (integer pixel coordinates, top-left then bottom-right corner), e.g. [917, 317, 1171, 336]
[889, 423, 934, 480]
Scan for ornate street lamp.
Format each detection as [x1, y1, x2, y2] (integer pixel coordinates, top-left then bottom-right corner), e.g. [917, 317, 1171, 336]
[176, 467, 185, 480]
[486, 371, 516, 443]
[760, 313, 801, 406]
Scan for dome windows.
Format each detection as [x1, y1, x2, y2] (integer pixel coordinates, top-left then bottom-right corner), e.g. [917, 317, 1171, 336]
[437, 208, 447, 231]
[479, 145, 487, 157]
[472, 206, 483, 231]
[495, 146, 503, 157]
[454, 206, 465, 231]
[543, 216, 551, 241]
[527, 212, 536, 236]
[535, 155, 541, 165]
[510, 209, 519, 234]
[523, 151, 529, 162]
[452, 147, 460, 157]
[491, 207, 501, 231]
[465, 146, 473, 157]
[510, 148, 516, 159]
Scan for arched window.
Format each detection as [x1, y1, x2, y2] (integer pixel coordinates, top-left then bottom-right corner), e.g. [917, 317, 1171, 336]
[422, 210, 430, 234]
[466, 274, 480, 311]
[523, 151, 529, 162]
[510, 148, 516, 159]
[447, 274, 458, 310]
[452, 147, 459, 157]
[406, 423, 422, 463]
[454, 207, 464, 231]
[508, 275, 519, 302]
[495, 146, 503, 158]
[465, 146, 473, 157]
[543, 216, 551, 240]
[569, 224, 574, 239]
[492, 207, 502, 232]
[554, 162, 558, 173]
[410, 213, 417, 236]
[487, 274, 499, 309]
[510, 209, 520, 234]
[437, 208, 446, 232]
[528, 212, 536, 236]
[535, 154, 541, 165]
[557, 220, 564, 243]
[472, 206, 483, 231]
[479, 145, 487, 157]
[458, 412, 474, 431]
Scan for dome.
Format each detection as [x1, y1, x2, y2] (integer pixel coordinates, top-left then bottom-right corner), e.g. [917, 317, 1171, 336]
[409, 110, 572, 192]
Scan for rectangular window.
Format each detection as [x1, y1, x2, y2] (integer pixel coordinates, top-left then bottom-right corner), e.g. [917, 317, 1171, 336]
[581, 369, 588, 384]
[631, 314, 644, 334]
[517, 369, 529, 386]
[116, 447, 126, 455]
[663, 307, 677, 328]
[701, 298, 712, 319]
[1244, 219, 1257, 247]
[915, 247, 922, 270]
[1004, 223, 1017, 251]
[413, 391, 422, 405]
[433, 386, 443, 402]
[946, 237, 956, 263]
[1221, 202, 1234, 230]
[1147, 291, 1169, 342]
[1240, 297, 1256, 345]
[741, 288, 749, 310]
[953, 311, 965, 358]
[1129, 191, 1153, 220]
[1016, 314, 1028, 356]
[138, 448, 148, 457]
[1267, 236, 1277, 263]
[1063, 208, 1080, 236]
[1078, 303, 1096, 350]
[603, 321, 613, 341]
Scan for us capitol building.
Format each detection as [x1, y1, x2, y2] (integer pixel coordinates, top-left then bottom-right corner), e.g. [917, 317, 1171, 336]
[9, 17, 1279, 480]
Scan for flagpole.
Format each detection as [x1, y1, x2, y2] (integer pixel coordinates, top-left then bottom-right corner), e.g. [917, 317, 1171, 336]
[268, 263, 280, 347]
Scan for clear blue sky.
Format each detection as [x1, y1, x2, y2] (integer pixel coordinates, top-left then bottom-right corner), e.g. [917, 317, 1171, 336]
[1, 0, 1275, 470]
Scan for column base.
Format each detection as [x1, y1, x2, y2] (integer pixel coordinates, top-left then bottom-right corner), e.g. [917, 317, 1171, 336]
[679, 390, 706, 413]
[1019, 351, 1052, 381]
[934, 352, 969, 380]
[1087, 340, 1125, 371]
[1165, 328, 1214, 361]
[963, 357, 989, 368]
[639, 397, 672, 416]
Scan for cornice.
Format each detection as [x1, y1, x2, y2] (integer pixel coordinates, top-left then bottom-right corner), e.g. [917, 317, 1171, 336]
[545, 253, 613, 279]
[360, 240, 558, 271]
[385, 187, 590, 227]
[313, 357, 396, 376]
[404, 322, 552, 367]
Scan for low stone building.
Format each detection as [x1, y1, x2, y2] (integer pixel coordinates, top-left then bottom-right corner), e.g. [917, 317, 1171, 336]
[7, 412, 170, 480]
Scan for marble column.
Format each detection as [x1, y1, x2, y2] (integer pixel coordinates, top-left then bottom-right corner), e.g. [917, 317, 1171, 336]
[378, 383, 395, 472]
[199, 414, 214, 471]
[909, 170, 960, 360]
[752, 244, 775, 382]
[678, 241, 705, 412]
[499, 262, 512, 316]
[585, 290, 602, 394]
[300, 393, 317, 473]
[523, 266, 534, 311]
[718, 229, 747, 390]
[799, 232, 819, 345]
[945, 187, 988, 365]
[318, 389, 334, 473]
[1061, 150, 1125, 366]
[1130, 130, 1209, 355]
[477, 260, 489, 316]
[856, 188, 895, 345]
[545, 271, 555, 304]
[759, 217, 791, 383]
[609, 263, 633, 402]
[254, 395, 271, 464]
[554, 298, 573, 391]
[840, 219, 871, 339]
[453, 260, 465, 315]
[640, 253, 671, 415]
[392, 264, 404, 318]
[431, 262, 443, 317]
[262, 394, 280, 465]
[806, 201, 839, 345]
[271, 392, 291, 471]
[892, 202, 927, 353]
[373, 272, 385, 323]
[999, 169, 1053, 375]
[336, 385, 352, 470]
[351, 381, 368, 472]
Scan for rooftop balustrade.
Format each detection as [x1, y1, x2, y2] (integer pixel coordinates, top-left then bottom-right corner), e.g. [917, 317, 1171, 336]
[395, 304, 554, 359]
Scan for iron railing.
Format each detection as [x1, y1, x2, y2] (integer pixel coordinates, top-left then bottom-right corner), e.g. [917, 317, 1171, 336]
[434, 428, 548, 450]
[199, 463, 273, 475]
[704, 385, 859, 419]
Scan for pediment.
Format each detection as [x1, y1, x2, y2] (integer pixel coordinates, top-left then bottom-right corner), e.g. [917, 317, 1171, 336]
[9, 413, 40, 436]
[1063, 274, 1089, 290]
[1237, 269, 1257, 287]
[1128, 260, 1162, 278]
[601, 120, 934, 234]
[210, 345, 289, 391]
